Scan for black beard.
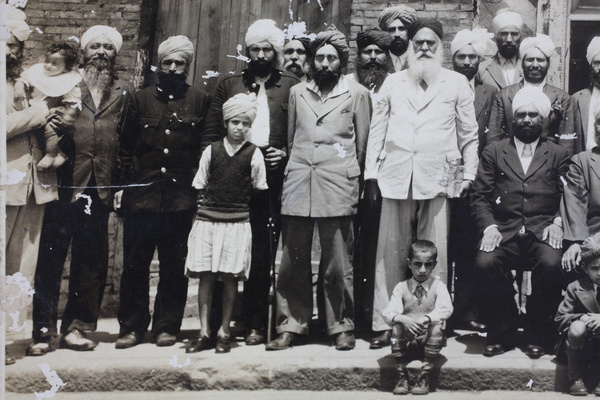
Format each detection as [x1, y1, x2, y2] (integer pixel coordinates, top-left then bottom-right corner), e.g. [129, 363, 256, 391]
[248, 57, 278, 78]
[356, 60, 388, 92]
[390, 38, 408, 57]
[590, 69, 600, 89]
[6, 54, 23, 80]
[524, 67, 548, 84]
[82, 61, 115, 95]
[498, 44, 519, 60]
[514, 123, 542, 144]
[312, 68, 341, 90]
[156, 72, 188, 99]
[454, 64, 478, 81]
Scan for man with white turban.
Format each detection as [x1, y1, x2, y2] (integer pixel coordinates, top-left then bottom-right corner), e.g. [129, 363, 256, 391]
[471, 86, 570, 359]
[30, 25, 132, 354]
[112, 36, 212, 350]
[202, 19, 299, 347]
[488, 33, 575, 155]
[571, 36, 600, 154]
[378, 5, 417, 71]
[478, 9, 525, 90]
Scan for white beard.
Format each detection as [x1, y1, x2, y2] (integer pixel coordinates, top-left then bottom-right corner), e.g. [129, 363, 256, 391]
[406, 45, 443, 84]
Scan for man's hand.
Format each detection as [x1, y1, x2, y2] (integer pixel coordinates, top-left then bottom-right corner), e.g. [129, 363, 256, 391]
[113, 190, 123, 210]
[458, 180, 472, 198]
[364, 179, 381, 214]
[586, 314, 600, 332]
[396, 315, 425, 336]
[47, 107, 73, 134]
[561, 243, 581, 271]
[543, 223, 563, 250]
[480, 226, 503, 252]
[265, 147, 286, 170]
[551, 100, 564, 122]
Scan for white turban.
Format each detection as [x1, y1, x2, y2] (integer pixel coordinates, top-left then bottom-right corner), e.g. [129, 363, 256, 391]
[6, 6, 30, 42]
[587, 37, 600, 65]
[222, 93, 258, 123]
[157, 35, 194, 64]
[451, 28, 494, 57]
[512, 86, 552, 118]
[491, 10, 524, 35]
[245, 19, 284, 65]
[519, 33, 555, 59]
[81, 25, 123, 53]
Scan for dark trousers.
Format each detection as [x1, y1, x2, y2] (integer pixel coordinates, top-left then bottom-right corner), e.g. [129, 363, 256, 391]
[118, 210, 193, 336]
[475, 232, 563, 349]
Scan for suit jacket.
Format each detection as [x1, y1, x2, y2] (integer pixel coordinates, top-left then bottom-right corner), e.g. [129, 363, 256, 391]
[555, 277, 600, 333]
[474, 81, 497, 155]
[6, 80, 58, 206]
[119, 84, 212, 213]
[487, 81, 576, 155]
[477, 54, 522, 92]
[281, 76, 371, 217]
[72, 75, 131, 207]
[470, 137, 570, 240]
[364, 68, 479, 200]
[561, 148, 600, 242]
[572, 86, 593, 154]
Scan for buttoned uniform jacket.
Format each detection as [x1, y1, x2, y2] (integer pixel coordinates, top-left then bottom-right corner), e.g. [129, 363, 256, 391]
[470, 137, 571, 241]
[118, 84, 212, 213]
[6, 80, 58, 205]
[560, 148, 600, 243]
[281, 78, 371, 217]
[72, 75, 131, 207]
[555, 277, 600, 333]
[572, 85, 594, 155]
[487, 81, 576, 155]
[477, 54, 523, 92]
[364, 68, 479, 200]
[474, 80, 498, 155]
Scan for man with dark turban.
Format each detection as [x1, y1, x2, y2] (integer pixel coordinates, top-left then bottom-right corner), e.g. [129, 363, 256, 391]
[478, 8, 525, 91]
[111, 36, 212, 349]
[347, 29, 393, 93]
[29, 24, 132, 355]
[378, 5, 417, 71]
[282, 22, 313, 81]
[203, 19, 299, 347]
[488, 33, 576, 155]
[365, 19, 479, 349]
[265, 27, 371, 351]
[471, 86, 569, 359]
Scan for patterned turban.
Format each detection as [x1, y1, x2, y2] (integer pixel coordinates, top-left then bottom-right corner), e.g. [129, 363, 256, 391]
[408, 19, 443, 40]
[157, 35, 194, 65]
[512, 86, 552, 118]
[491, 9, 524, 35]
[222, 93, 258, 123]
[311, 26, 349, 68]
[378, 6, 417, 31]
[519, 33, 555, 59]
[451, 28, 494, 57]
[587, 37, 600, 65]
[245, 19, 284, 65]
[81, 25, 123, 53]
[356, 29, 392, 52]
[6, 6, 30, 42]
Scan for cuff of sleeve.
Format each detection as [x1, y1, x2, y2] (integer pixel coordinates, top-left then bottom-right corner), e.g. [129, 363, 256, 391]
[463, 173, 475, 181]
[483, 224, 498, 234]
[36, 102, 50, 118]
[553, 216, 562, 227]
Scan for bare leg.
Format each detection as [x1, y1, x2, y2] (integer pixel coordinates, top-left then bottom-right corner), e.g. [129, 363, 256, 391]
[198, 273, 216, 338]
[219, 275, 238, 338]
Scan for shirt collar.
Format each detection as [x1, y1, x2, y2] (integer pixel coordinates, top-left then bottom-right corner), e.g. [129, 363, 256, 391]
[468, 78, 475, 93]
[514, 136, 540, 155]
[410, 277, 432, 293]
[498, 53, 518, 67]
[306, 74, 350, 101]
[224, 136, 248, 154]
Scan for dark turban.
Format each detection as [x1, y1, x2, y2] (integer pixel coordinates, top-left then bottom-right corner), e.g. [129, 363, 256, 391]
[378, 6, 417, 31]
[311, 26, 349, 68]
[356, 29, 392, 52]
[408, 19, 443, 40]
[289, 36, 313, 58]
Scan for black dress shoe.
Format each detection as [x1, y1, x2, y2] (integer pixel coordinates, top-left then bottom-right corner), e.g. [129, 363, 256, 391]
[483, 344, 512, 357]
[334, 331, 355, 351]
[370, 330, 391, 349]
[569, 378, 588, 396]
[186, 335, 211, 353]
[115, 332, 143, 349]
[26, 340, 52, 356]
[465, 321, 487, 332]
[215, 335, 231, 353]
[265, 332, 294, 350]
[155, 332, 177, 347]
[524, 345, 545, 359]
[245, 329, 264, 346]
[5, 347, 15, 365]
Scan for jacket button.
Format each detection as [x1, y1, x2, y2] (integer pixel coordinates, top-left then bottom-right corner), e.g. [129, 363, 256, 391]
[144, 124, 149, 128]
[191, 123, 196, 127]
[523, 198, 528, 202]
[164, 148, 169, 154]
[161, 167, 167, 173]
[314, 143, 319, 148]
[165, 129, 171, 135]
[312, 165, 317, 170]
[169, 95, 174, 100]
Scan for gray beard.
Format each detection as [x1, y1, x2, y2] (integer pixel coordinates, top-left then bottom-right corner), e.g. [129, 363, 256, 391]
[82, 62, 114, 97]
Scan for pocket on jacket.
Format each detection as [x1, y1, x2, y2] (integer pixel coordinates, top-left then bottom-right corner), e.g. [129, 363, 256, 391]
[347, 165, 361, 178]
[140, 117, 160, 128]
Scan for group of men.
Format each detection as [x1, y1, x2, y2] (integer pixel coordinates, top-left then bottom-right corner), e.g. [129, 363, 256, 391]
[5, 3, 599, 364]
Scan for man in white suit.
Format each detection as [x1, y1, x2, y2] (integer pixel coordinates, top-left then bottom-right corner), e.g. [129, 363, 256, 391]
[365, 19, 479, 348]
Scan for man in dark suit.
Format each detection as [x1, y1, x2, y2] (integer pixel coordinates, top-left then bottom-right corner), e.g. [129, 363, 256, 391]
[471, 86, 570, 358]
[488, 34, 576, 155]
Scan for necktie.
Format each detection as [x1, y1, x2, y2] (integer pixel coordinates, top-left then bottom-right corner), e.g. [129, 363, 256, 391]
[522, 143, 533, 158]
[415, 284, 425, 299]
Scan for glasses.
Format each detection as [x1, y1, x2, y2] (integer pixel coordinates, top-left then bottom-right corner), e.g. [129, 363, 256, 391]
[315, 54, 339, 63]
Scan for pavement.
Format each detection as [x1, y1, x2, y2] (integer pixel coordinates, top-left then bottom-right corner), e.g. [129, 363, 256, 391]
[5, 318, 600, 396]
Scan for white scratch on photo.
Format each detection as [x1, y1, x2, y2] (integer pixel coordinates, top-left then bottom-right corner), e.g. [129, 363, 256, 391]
[34, 363, 67, 400]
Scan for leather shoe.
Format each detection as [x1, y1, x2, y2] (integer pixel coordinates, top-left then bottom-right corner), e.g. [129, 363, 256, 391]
[60, 329, 97, 351]
[465, 320, 487, 332]
[155, 332, 177, 347]
[594, 383, 600, 396]
[245, 329, 264, 346]
[370, 330, 391, 349]
[215, 335, 231, 354]
[265, 332, 294, 351]
[524, 345, 545, 359]
[115, 332, 143, 349]
[569, 378, 588, 396]
[335, 331, 355, 351]
[5, 347, 15, 365]
[186, 335, 211, 353]
[482, 344, 512, 357]
[26, 341, 52, 356]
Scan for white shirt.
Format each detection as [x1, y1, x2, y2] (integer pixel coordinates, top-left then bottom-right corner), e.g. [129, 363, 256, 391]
[247, 76, 270, 148]
[390, 53, 408, 72]
[514, 136, 539, 174]
[587, 86, 600, 150]
[498, 54, 518, 86]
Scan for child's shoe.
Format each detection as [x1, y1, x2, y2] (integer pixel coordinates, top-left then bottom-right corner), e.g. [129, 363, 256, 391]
[37, 155, 55, 170]
[411, 368, 430, 395]
[392, 366, 410, 395]
[569, 378, 587, 396]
